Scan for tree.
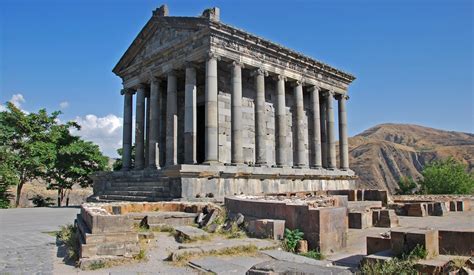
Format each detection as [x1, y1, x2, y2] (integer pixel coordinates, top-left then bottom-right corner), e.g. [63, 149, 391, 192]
[0, 103, 58, 207]
[419, 158, 474, 195]
[113, 146, 135, 171]
[45, 122, 108, 207]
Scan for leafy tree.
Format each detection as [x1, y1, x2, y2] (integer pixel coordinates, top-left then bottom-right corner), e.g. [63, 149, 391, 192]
[419, 158, 474, 195]
[113, 146, 135, 171]
[396, 176, 418, 195]
[0, 103, 58, 207]
[45, 122, 108, 207]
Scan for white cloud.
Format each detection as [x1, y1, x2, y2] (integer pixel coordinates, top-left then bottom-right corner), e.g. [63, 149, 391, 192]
[59, 101, 69, 109]
[72, 114, 123, 158]
[0, 93, 27, 112]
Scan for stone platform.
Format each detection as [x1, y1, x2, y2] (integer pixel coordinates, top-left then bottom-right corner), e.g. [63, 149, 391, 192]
[91, 164, 355, 201]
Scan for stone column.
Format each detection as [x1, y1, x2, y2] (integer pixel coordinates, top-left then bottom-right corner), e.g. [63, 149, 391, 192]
[275, 75, 287, 167]
[205, 53, 219, 163]
[121, 89, 133, 171]
[148, 77, 161, 169]
[166, 71, 178, 166]
[134, 84, 146, 170]
[338, 94, 349, 170]
[325, 91, 336, 169]
[320, 96, 328, 168]
[294, 81, 307, 167]
[309, 86, 322, 168]
[231, 61, 243, 164]
[184, 65, 197, 164]
[254, 68, 267, 165]
[144, 92, 151, 167]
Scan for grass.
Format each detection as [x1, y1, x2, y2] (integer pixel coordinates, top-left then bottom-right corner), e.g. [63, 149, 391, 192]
[56, 224, 80, 264]
[300, 250, 325, 260]
[88, 261, 106, 270]
[133, 249, 147, 261]
[175, 232, 212, 243]
[170, 244, 258, 266]
[42, 230, 59, 237]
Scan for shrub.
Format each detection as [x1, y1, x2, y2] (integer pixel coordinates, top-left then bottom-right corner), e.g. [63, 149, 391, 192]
[397, 176, 418, 195]
[283, 228, 304, 253]
[300, 250, 324, 260]
[57, 224, 80, 263]
[419, 158, 474, 194]
[361, 257, 417, 275]
[30, 195, 54, 207]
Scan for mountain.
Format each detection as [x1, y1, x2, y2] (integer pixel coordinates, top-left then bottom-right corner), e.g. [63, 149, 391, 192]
[347, 123, 474, 194]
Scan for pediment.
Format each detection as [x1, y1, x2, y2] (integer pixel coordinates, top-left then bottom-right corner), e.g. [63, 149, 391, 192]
[113, 17, 208, 76]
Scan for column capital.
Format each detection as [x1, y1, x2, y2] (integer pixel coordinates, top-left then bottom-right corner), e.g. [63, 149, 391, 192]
[251, 67, 268, 77]
[136, 83, 147, 90]
[120, 88, 135, 96]
[273, 74, 287, 82]
[206, 51, 221, 61]
[336, 93, 350, 101]
[185, 61, 199, 70]
[307, 85, 321, 92]
[322, 90, 335, 98]
[166, 69, 178, 77]
[228, 60, 244, 68]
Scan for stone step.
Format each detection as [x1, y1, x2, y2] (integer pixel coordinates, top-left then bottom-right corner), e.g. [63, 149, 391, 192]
[109, 186, 169, 192]
[100, 195, 169, 202]
[105, 190, 163, 197]
[109, 182, 169, 188]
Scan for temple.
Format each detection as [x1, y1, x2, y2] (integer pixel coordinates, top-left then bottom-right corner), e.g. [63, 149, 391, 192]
[91, 5, 357, 201]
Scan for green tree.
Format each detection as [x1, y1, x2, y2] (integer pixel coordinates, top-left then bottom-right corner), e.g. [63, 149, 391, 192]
[45, 123, 108, 207]
[396, 176, 418, 195]
[113, 146, 135, 171]
[0, 103, 58, 207]
[419, 158, 474, 195]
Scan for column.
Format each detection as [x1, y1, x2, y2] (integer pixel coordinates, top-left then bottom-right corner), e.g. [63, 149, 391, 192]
[204, 53, 219, 163]
[134, 84, 146, 170]
[166, 71, 178, 166]
[144, 92, 151, 167]
[310, 86, 322, 168]
[184, 65, 197, 164]
[338, 94, 349, 170]
[326, 91, 336, 169]
[231, 61, 243, 164]
[254, 68, 266, 165]
[121, 89, 133, 171]
[320, 96, 328, 168]
[294, 81, 307, 167]
[275, 75, 287, 166]
[148, 77, 161, 169]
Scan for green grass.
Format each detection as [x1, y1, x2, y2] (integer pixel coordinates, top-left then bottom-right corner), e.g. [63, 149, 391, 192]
[300, 250, 324, 260]
[88, 261, 106, 270]
[56, 224, 80, 263]
[170, 244, 258, 265]
[42, 231, 59, 237]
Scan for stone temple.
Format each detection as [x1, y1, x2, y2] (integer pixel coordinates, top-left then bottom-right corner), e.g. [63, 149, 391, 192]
[91, 5, 357, 201]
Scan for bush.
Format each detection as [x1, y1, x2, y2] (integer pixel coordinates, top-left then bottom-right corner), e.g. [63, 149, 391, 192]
[397, 176, 418, 195]
[419, 158, 474, 194]
[360, 244, 427, 274]
[57, 224, 80, 263]
[283, 228, 304, 253]
[30, 195, 54, 207]
[300, 250, 324, 260]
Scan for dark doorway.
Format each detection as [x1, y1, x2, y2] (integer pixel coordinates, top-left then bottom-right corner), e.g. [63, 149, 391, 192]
[196, 104, 205, 164]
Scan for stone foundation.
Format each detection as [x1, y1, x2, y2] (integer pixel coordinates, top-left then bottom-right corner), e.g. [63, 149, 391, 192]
[91, 164, 356, 201]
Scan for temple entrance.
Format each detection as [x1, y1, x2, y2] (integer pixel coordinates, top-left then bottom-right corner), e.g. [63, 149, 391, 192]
[196, 104, 205, 164]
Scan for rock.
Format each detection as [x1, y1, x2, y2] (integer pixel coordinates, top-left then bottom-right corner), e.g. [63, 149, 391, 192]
[174, 226, 210, 243]
[234, 213, 244, 225]
[196, 213, 205, 225]
[206, 223, 219, 233]
[202, 208, 219, 227]
[247, 260, 351, 275]
[296, 240, 308, 253]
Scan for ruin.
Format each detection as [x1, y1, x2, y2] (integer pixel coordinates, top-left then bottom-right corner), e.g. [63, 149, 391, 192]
[91, 4, 357, 201]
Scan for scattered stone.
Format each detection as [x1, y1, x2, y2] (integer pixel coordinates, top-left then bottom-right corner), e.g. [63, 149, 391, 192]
[349, 211, 372, 229]
[247, 219, 285, 240]
[206, 223, 219, 233]
[376, 209, 399, 228]
[297, 240, 308, 253]
[450, 201, 457, 211]
[362, 249, 395, 266]
[174, 226, 210, 243]
[433, 202, 448, 216]
[234, 213, 245, 225]
[415, 255, 451, 274]
[247, 260, 351, 275]
[201, 208, 219, 227]
[366, 235, 391, 255]
[390, 228, 439, 257]
[195, 213, 205, 225]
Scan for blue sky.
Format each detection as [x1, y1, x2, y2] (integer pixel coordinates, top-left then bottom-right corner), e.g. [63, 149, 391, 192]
[1, 0, 473, 157]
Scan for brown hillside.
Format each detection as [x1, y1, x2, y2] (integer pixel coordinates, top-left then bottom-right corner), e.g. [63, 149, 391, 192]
[348, 124, 474, 194]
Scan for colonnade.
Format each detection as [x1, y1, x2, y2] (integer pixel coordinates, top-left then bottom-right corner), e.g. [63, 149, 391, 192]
[120, 55, 349, 171]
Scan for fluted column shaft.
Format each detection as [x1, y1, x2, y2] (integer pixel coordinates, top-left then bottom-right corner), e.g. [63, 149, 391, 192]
[134, 85, 146, 170]
[121, 89, 133, 171]
[185, 66, 197, 164]
[231, 62, 243, 164]
[275, 75, 287, 166]
[294, 81, 307, 167]
[338, 95, 349, 170]
[326, 92, 336, 169]
[320, 96, 328, 168]
[144, 93, 151, 167]
[148, 78, 160, 169]
[310, 87, 322, 168]
[205, 54, 219, 163]
[166, 71, 178, 166]
[254, 69, 266, 165]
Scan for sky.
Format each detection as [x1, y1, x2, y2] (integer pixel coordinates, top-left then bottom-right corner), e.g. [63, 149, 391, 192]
[1, 0, 473, 157]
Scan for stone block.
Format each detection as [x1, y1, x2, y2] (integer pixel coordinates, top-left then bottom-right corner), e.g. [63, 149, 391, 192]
[362, 250, 395, 266]
[433, 202, 448, 216]
[174, 225, 209, 242]
[415, 256, 450, 275]
[391, 228, 439, 257]
[450, 201, 457, 211]
[366, 236, 391, 255]
[406, 203, 427, 217]
[247, 219, 285, 240]
[438, 230, 474, 256]
[376, 209, 399, 228]
[348, 211, 372, 229]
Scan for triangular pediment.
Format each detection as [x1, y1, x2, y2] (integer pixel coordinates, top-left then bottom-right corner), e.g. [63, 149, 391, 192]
[113, 17, 208, 76]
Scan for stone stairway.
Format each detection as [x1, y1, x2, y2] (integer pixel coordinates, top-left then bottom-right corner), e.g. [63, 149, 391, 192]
[95, 181, 175, 202]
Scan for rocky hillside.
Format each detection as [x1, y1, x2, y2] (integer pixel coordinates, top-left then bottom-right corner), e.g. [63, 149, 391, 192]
[348, 124, 474, 194]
